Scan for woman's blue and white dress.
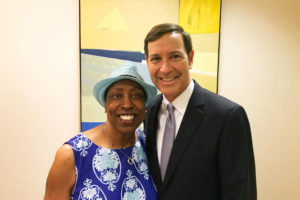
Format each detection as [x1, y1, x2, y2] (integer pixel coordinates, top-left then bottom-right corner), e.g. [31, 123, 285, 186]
[65, 129, 157, 200]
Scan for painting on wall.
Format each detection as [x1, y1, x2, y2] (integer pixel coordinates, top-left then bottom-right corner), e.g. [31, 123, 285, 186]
[80, 0, 221, 131]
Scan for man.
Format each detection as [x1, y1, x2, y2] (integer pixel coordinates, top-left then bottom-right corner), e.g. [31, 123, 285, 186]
[144, 23, 256, 199]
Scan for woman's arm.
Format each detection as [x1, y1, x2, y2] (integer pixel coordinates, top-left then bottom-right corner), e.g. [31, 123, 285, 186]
[44, 144, 76, 200]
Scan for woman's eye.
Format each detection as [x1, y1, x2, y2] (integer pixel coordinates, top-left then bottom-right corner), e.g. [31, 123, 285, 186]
[111, 93, 122, 99]
[131, 93, 144, 99]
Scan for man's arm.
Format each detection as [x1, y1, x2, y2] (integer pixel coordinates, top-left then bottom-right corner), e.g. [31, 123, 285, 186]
[219, 106, 257, 200]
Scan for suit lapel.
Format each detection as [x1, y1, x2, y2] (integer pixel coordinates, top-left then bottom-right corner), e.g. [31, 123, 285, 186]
[161, 82, 205, 189]
[145, 95, 163, 188]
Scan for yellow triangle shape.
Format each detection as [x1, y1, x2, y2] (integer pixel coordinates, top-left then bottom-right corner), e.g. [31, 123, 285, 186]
[95, 8, 129, 32]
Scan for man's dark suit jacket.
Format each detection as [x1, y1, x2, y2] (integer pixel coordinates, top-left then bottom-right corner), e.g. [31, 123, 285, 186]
[145, 81, 256, 200]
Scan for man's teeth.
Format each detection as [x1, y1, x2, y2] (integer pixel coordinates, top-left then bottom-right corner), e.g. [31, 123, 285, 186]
[162, 78, 174, 82]
[120, 115, 134, 120]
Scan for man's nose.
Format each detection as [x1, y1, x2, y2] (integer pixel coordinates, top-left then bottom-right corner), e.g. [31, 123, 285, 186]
[159, 59, 172, 74]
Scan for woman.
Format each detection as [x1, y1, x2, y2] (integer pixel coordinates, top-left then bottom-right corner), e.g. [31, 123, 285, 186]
[44, 62, 157, 200]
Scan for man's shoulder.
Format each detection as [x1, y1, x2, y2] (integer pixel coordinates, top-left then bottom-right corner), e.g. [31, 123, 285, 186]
[192, 81, 242, 110]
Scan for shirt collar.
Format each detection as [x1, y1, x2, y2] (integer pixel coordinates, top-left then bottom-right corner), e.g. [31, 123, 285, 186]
[162, 80, 194, 114]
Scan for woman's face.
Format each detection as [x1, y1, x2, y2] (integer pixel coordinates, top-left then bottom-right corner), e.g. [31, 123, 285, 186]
[105, 79, 146, 134]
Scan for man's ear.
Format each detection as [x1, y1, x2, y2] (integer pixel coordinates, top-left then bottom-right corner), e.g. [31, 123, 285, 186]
[188, 50, 194, 69]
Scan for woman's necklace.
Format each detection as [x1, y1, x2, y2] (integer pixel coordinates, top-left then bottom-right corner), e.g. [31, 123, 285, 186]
[103, 124, 135, 165]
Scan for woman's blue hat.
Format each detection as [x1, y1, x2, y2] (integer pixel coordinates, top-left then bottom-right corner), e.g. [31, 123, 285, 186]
[93, 62, 157, 107]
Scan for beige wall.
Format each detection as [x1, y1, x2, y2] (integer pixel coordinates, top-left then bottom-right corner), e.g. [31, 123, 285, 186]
[0, 1, 79, 199]
[0, 0, 299, 199]
[219, 0, 300, 199]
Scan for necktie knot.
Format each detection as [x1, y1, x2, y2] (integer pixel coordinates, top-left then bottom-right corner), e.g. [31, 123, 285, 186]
[167, 103, 175, 114]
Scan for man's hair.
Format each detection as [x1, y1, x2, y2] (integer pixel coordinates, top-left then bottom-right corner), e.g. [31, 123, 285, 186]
[144, 23, 193, 57]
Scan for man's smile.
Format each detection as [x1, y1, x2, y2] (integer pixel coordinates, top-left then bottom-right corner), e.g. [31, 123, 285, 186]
[161, 77, 175, 82]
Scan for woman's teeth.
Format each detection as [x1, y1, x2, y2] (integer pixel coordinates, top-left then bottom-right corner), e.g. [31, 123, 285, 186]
[120, 115, 134, 120]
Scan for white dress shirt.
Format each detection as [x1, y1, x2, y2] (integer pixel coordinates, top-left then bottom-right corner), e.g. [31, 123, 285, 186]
[156, 80, 194, 166]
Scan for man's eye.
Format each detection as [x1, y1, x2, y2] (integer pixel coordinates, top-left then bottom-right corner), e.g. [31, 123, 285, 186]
[171, 54, 181, 59]
[150, 57, 160, 62]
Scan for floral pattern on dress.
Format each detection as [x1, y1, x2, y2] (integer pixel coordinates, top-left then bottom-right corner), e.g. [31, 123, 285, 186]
[132, 141, 149, 180]
[121, 170, 146, 200]
[92, 148, 121, 192]
[72, 134, 92, 157]
[138, 129, 146, 143]
[79, 178, 107, 200]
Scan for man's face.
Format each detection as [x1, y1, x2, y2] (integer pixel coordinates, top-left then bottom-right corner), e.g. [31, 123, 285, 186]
[146, 32, 194, 102]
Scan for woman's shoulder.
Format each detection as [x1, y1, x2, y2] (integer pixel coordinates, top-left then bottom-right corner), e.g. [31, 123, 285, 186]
[56, 144, 74, 162]
[67, 132, 84, 140]
[65, 133, 86, 147]
[64, 133, 94, 157]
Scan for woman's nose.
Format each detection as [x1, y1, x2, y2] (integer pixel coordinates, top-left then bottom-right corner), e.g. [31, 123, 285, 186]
[122, 95, 133, 109]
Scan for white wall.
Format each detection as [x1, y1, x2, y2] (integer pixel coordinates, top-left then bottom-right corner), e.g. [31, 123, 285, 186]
[1, 0, 299, 199]
[0, 1, 79, 199]
[219, 0, 300, 199]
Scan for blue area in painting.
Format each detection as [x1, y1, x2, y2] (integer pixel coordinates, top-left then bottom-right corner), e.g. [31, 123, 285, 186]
[81, 49, 145, 62]
[81, 122, 104, 132]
